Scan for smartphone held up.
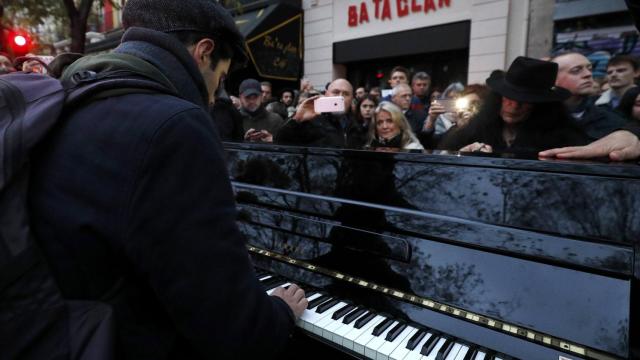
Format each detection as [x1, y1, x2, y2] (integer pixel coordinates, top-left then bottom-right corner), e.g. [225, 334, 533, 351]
[314, 96, 345, 113]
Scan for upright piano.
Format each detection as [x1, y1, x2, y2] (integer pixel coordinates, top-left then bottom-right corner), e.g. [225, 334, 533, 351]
[223, 142, 639, 360]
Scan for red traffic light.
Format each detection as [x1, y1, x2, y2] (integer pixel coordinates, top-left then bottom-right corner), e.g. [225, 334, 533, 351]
[6, 29, 33, 56]
[13, 35, 27, 47]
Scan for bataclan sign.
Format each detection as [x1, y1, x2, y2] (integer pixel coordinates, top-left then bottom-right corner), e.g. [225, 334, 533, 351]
[347, 0, 452, 27]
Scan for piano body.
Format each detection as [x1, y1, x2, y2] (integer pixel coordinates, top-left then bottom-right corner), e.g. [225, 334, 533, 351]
[224, 142, 640, 360]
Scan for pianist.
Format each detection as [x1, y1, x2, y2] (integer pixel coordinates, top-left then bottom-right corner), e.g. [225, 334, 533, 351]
[27, 0, 307, 359]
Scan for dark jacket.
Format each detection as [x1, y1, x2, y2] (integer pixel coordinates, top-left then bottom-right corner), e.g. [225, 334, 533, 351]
[28, 27, 294, 360]
[210, 96, 244, 142]
[275, 113, 367, 149]
[404, 108, 427, 135]
[439, 94, 591, 153]
[240, 106, 284, 136]
[570, 97, 628, 141]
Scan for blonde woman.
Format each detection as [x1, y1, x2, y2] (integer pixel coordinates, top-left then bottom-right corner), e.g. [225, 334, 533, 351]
[365, 101, 424, 150]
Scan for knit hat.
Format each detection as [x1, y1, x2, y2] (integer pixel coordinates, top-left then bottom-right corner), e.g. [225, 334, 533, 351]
[122, 0, 246, 65]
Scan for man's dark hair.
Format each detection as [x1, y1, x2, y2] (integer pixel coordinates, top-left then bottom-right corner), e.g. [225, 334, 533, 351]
[261, 81, 272, 88]
[390, 66, 410, 78]
[412, 71, 431, 83]
[280, 88, 294, 97]
[170, 31, 236, 70]
[608, 54, 639, 71]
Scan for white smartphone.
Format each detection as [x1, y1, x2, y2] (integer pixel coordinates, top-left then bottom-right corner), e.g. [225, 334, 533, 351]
[314, 96, 345, 113]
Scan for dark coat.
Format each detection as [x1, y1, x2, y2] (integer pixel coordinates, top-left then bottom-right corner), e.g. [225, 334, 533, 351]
[439, 93, 591, 153]
[29, 27, 294, 360]
[239, 106, 284, 136]
[210, 97, 244, 142]
[275, 113, 367, 149]
[571, 97, 628, 141]
[404, 108, 427, 135]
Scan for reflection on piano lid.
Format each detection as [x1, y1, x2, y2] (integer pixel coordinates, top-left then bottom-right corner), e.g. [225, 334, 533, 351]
[257, 267, 516, 360]
[226, 144, 638, 360]
[251, 246, 618, 360]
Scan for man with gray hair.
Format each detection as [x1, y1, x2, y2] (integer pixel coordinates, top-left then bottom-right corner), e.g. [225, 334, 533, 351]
[411, 71, 431, 113]
[391, 83, 427, 136]
[28, 0, 307, 358]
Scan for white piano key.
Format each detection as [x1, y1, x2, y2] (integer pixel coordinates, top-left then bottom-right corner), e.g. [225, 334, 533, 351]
[422, 337, 447, 360]
[388, 327, 419, 360]
[444, 343, 463, 360]
[313, 301, 349, 336]
[331, 310, 369, 345]
[258, 274, 272, 281]
[475, 351, 486, 360]
[453, 346, 469, 360]
[376, 325, 418, 360]
[266, 282, 291, 295]
[321, 312, 352, 340]
[296, 293, 325, 330]
[363, 320, 398, 358]
[310, 301, 348, 335]
[342, 315, 386, 350]
[403, 332, 433, 360]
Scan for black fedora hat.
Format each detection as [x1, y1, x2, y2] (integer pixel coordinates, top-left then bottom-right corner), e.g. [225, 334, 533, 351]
[486, 56, 571, 103]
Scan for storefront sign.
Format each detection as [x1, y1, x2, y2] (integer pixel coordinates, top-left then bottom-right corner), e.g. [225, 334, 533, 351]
[246, 15, 302, 81]
[347, 0, 451, 27]
[333, 0, 469, 43]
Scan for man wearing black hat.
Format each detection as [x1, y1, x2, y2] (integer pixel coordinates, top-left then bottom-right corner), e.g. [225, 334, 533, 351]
[439, 56, 589, 153]
[239, 78, 284, 143]
[28, 0, 307, 359]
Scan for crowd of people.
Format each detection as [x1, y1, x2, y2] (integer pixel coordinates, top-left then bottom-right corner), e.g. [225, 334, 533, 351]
[4, 44, 640, 160]
[209, 52, 640, 161]
[2, 0, 640, 359]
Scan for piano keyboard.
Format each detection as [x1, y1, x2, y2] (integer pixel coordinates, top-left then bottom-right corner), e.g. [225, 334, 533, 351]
[257, 271, 515, 360]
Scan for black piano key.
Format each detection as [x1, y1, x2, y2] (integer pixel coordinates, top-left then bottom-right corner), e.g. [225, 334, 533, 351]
[315, 298, 340, 314]
[353, 311, 376, 329]
[420, 333, 441, 356]
[264, 279, 287, 290]
[406, 329, 427, 350]
[342, 308, 367, 324]
[371, 317, 394, 336]
[483, 350, 496, 360]
[307, 295, 331, 310]
[463, 347, 479, 360]
[385, 322, 407, 342]
[331, 303, 356, 320]
[435, 337, 455, 360]
[261, 277, 284, 287]
[254, 270, 268, 277]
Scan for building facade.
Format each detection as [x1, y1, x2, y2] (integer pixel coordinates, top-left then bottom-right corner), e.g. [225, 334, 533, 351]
[302, 0, 535, 90]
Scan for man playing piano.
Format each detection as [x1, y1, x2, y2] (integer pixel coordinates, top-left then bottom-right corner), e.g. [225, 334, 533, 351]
[28, 0, 307, 358]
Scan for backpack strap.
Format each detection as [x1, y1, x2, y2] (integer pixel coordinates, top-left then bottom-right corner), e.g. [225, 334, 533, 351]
[63, 70, 178, 108]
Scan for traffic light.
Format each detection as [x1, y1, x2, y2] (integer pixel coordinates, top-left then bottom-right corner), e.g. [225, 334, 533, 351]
[6, 29, 32, 56]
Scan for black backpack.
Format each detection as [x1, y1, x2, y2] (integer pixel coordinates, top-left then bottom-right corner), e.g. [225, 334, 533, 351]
[0, 71, 173, 360]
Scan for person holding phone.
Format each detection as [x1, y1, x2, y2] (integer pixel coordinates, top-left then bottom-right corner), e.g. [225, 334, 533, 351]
[238, 78, 284, 143]
[275, 78, 368, 149]
[439, 56, 590, 154]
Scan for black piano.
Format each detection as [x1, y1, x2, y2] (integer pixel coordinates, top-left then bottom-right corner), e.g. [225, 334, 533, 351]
[224, 142, 640, 360]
